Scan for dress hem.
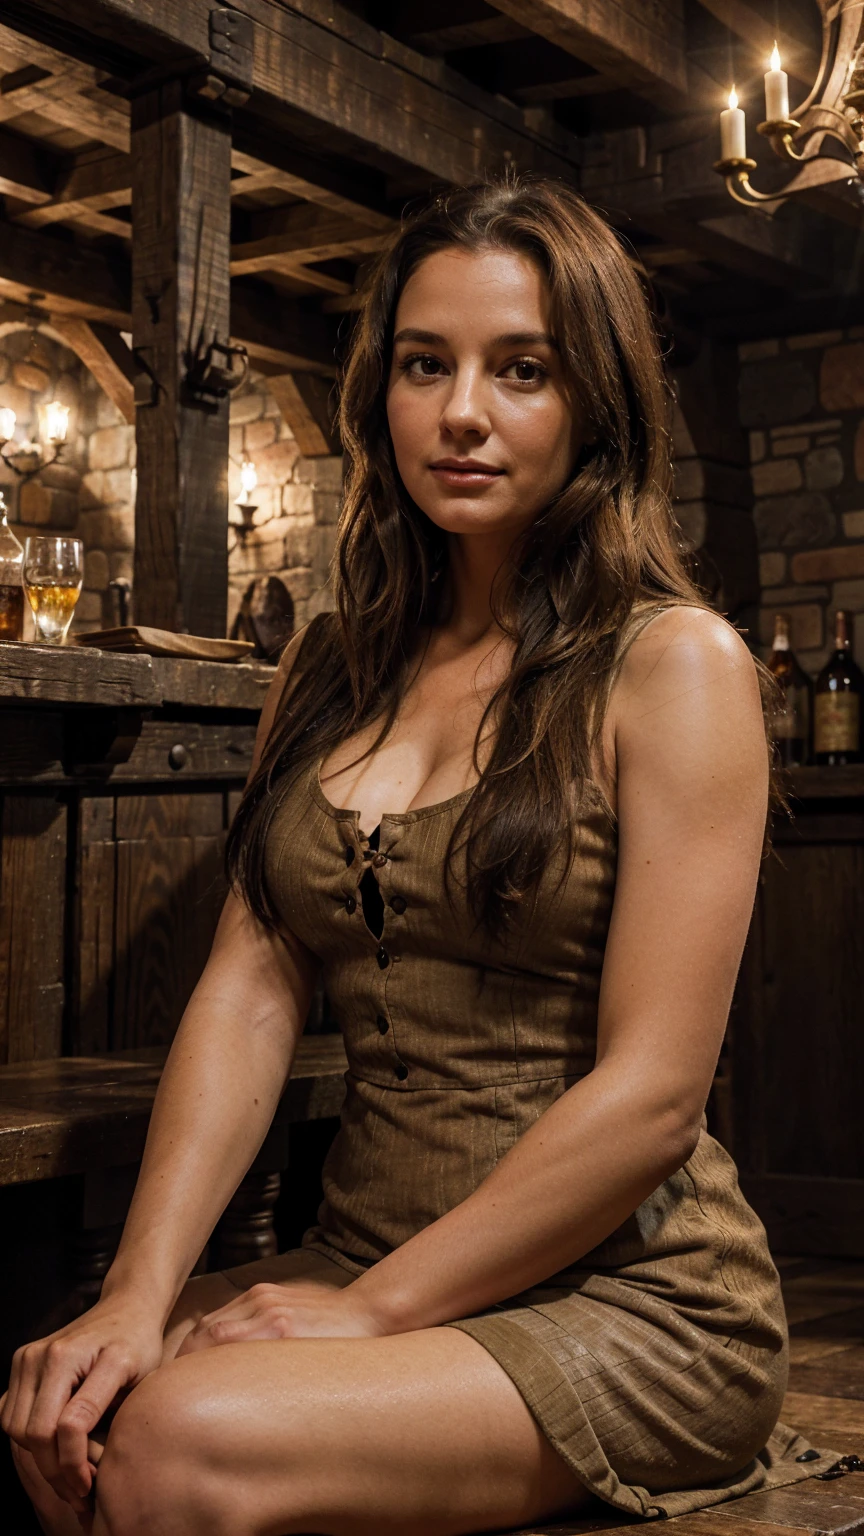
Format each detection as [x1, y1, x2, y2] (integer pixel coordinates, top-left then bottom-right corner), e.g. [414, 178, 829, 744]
[446, 1313, 841, 1520]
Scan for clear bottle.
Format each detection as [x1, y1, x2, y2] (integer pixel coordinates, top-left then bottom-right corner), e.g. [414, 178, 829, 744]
[0, 491, 24, 642]
[766, 614, 811, 765]
[814, 610, 864, 765]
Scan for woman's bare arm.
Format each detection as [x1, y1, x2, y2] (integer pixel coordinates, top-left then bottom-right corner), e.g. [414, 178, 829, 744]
[335, 606, 769, 1330]
[1, 630, 317, 1498]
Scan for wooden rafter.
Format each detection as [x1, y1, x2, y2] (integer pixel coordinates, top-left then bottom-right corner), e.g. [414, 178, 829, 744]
[14, 151, 130, 228]
[264, 372, 340, 457]
[484, 0, 690, 105]
[695, 1, 821, 85]
[48, 316, 134, 423]
[231, 206, 388, 278]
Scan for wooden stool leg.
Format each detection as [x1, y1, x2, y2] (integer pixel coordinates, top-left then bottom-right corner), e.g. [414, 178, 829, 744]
[211, 1170, 281, 1269]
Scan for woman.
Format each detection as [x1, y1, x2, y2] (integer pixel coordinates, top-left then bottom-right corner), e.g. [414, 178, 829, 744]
[3, 176, 831, 1536]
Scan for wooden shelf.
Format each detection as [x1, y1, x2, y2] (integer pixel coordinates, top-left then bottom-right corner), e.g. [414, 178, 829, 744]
[0, 640, 275, 712]
[784, 765, 864, 800]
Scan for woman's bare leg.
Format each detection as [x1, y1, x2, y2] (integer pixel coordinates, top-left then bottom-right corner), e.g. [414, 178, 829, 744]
[12, 1253, 350, 1536]
[91, 1325, 588, 1536]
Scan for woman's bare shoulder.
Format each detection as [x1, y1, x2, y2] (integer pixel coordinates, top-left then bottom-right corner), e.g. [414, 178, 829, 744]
[614, 604, 758, 716]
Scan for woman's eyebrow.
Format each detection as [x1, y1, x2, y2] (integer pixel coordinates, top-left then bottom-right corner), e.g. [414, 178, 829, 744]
[392, 328, 558, 349]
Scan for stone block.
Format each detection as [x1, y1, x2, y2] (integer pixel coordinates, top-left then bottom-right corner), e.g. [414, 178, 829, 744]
[752, 458, 802, 497]
[75, 591, 103, 624]
[855, 420, 864, 481]
[78, 506, 134, 551]
[293, 455, 345, 490]
[759, 603, 822, 651]
[89, 425, 130, 471]
[109, 550, 133, 582]
[772, 419, 840, 437]
[671, 403, 696, 458]
[820, 344, 864, 412]
[79, 470, 106, 509]
[740, 358, 816, 428]
[229, 425, 244, 457]
[0, 356, 7, 384]
[96, 394, 123, 429]
[674, 501, 707, 551]
[842, 510, 864, 539]
[230, 390, 264, 426]
[787, 331, 844, 351]
[17, 481, 51, 524]
[244, 417, 278, 453]
[738, 339, 779, 361]
[84, 549, 110, 590]
[753, 492, 835, 549]
[805, 446, 844, 491]
[759, 552, 786, 587]
[0, 383, 36, 425]
[40, 463, 81, 493]
[103, 466, 132, 504]
[281, 482, 314, 517]
[832, 578, 864, 612]
[312, 490, 341, 526]
[772, 437, 808, 456]
[13, 361, 50, 393]
[749, 430, 766, 463]
[791, 544, 864, 583]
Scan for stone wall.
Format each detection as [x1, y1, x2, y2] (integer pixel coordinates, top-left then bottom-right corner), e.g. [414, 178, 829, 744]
[0, 332, 341, 641]
[0, 326, 134, 639]
[227, 375, 341, 637]
[741, 330, 864, 672]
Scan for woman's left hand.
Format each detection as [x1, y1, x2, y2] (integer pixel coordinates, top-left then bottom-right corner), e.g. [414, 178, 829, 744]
[175, 1281, 388, 1354]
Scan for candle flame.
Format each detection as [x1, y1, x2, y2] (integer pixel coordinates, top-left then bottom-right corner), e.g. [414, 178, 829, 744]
[770, 41, 781, 71]
[728, 85, 738, 110]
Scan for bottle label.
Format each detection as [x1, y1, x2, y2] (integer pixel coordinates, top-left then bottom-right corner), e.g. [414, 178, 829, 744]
[814, 693, 860, 753]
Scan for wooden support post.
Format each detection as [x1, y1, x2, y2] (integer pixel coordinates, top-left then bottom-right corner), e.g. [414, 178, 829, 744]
[131, 82, 232, 636]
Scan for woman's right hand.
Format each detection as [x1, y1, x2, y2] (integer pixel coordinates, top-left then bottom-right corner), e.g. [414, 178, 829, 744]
[0, 1295, 166, 1510]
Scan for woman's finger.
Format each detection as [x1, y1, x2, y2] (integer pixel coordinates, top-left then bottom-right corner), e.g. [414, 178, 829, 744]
[3, 1343, 42, 1443]
[56, 1350, 135, 1498]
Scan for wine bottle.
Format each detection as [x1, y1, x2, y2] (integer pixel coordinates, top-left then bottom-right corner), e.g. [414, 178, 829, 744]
[766, 614, 811, 765]
[814, 610, 864, 765]
[0, 490, 24, 642]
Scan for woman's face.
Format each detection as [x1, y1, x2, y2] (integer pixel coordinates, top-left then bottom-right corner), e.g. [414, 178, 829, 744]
[386, 245, 586, 543]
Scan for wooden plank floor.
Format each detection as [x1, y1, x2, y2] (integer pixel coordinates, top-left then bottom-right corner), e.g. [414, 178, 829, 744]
[507, 1258, 864, 1536]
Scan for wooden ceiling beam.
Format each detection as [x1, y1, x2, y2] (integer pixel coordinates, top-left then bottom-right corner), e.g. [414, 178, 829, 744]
[263, 372, 340, 456]
[483, 0, 690, 105]
[0, 215, 339, 372]
[15, 0, 579, 185]
[695, 1, 821, 85]
[0, 68, 130, 150]
[14, 150, 130, 228]
[0, 125, 54, 204]
[47, 315, 134, 422]
[231, 206, 388, 278]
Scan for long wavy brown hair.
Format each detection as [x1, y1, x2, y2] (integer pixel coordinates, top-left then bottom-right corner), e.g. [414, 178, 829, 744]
[227, 173, 762, 940]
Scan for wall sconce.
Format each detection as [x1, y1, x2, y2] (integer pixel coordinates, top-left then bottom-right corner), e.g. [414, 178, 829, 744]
[0, 400, 70, 483]
[230, 457, 260, 547]
[714, 6, 864, 209]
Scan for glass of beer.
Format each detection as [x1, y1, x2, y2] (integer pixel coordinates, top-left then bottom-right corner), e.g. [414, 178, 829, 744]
[23, 536, 84, 644]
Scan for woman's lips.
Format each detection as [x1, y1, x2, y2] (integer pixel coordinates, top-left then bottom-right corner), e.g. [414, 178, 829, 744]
[429, 462, 506, 487]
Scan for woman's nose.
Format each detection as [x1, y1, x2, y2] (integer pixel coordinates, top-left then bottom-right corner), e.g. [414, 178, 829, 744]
[439, 367, 491, 439]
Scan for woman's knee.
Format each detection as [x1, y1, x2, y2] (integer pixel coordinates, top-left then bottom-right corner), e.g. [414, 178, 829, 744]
[95, 1365, 240, 1536]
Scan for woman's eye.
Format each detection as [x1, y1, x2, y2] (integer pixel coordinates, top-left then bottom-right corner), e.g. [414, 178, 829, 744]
[404, 354, 446, 378]
[502, 359, 545, 383]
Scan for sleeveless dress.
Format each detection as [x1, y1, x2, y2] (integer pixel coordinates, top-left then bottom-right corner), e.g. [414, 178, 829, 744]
[259, 636, 836, 1519]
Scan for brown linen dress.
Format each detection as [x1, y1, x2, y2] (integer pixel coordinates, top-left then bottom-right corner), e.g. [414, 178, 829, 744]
[260, 744, 836, 1519]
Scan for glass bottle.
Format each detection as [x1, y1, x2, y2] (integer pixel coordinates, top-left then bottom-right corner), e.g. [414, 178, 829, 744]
[766, 614, 811, 765]
[0, 491, 24, 641]
[814, 610, 864, 765]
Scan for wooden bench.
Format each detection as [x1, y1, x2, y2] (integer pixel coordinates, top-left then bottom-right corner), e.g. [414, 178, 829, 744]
[0, 1034, 348, 1311]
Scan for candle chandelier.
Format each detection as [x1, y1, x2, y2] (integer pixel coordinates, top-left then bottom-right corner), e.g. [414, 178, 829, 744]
[714, 0, 864, 209]
[0, 299, 70, 485]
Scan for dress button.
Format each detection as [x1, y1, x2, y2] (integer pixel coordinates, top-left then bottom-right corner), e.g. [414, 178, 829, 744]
[390, 895, 407, 914]
[344, 895, 356, 914]
[372, 852, 387, 868]
[376, 1013, 389, 1034]
[394, 1062, 408, 1080]
[376, 945, 389, 969]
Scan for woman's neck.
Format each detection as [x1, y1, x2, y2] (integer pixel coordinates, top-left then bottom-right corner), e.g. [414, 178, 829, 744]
[444, 530, 515, 643]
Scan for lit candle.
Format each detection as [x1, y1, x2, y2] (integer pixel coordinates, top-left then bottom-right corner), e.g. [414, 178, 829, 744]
[237, 459, 258, 505]
[41, 400, 69, 444]
[0, 406, 15, 443]
[765, 42, 789, 121]
[720, 86, 746, 160]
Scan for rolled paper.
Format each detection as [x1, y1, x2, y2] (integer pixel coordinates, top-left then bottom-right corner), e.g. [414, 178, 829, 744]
[720, 86, 746, 159]
[765, 43, 789, 121]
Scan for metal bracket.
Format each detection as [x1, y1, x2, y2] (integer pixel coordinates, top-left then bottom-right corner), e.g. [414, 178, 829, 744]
[185, 335, 249, 404]
[189, 9, 255, 109]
